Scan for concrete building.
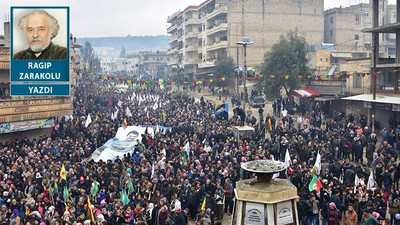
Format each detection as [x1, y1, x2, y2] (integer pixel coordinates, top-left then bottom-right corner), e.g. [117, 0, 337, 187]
[324, 1, 396, 57]
[137, 51, 168, 80]
[167, 0, 324, 77]
[341, 0, 400, 130]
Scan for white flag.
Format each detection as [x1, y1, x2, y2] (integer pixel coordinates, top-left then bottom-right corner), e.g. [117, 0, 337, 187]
[284, 149, 291, 168]
[354, 174, 361, 192]
[367, 171, 375, 190]
[151, 162, 155, 179]
[314, 151, 321, 175]
[126, 107, 132, 117]
[155, 125, 160, 134]
[184, 142, 190, 157]
[85, 114, 92, 128]
[131, 92, 136, 101]
[111, 112, 115, 121]
[117, 100, 122, 107]
[64, 115, 70, 121]
[114, 109, 119, 119]
[152, 102, 158, 111]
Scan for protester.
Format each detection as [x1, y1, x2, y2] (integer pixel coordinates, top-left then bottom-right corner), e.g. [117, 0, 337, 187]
[0, 74, 398, 225]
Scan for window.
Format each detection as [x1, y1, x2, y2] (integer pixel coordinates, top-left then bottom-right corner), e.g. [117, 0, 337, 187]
[320, 58, 323, 62]
[330, 30, 333, 36]
[365, 12, 369, 17]
[326, 58, 328, 62]
[355, 15, 360, 25]
[330, 17, 333, 24]
[355, 34, 359, 40]
[353, 74, 362, 88]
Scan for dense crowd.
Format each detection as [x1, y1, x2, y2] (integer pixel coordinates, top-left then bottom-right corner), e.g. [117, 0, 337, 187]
[0, 77, 399, 225]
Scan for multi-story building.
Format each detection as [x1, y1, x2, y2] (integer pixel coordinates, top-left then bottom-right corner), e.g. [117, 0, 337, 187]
[167, 0, 324, 77]
[324, 1, 396, 57]
[137, 51, 168, 80]
[341, 0, 400, 129]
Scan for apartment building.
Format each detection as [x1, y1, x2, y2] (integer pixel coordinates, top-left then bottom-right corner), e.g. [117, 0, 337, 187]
[324, 1, 396, 57]
[167, 0, 324, 77]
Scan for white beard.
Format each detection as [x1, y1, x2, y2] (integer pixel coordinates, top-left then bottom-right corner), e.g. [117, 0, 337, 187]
[29, 38, 51, 53]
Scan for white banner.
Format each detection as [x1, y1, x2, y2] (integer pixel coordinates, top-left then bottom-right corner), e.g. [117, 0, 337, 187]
[88, 126, 154, 162]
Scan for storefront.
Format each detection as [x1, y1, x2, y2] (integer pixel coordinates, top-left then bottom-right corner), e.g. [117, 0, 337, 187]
[343, 94, 400, 130]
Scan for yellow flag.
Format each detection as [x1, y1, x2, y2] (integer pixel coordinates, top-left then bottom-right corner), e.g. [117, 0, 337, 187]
[60, 164, 67, 180]
[271, 75, 275, 78]
[201, 196, 206, 211]
[221, 77, 225, 81]
[127, 80, 131, 85]
[285, 75, 289, 80]
[95, 114, 99, 121]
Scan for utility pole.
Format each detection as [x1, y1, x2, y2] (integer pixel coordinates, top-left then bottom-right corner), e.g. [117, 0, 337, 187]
[236, 37, 254, 113]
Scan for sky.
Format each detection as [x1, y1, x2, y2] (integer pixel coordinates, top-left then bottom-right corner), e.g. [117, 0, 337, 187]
[0, 0, 396, 38]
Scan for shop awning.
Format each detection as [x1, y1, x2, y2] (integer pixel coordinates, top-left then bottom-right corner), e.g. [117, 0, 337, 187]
[342, 94, 400, 104]
[314, 96, 337, 102]
[331, 52, 352, 58]
[292, 89, 320, 98]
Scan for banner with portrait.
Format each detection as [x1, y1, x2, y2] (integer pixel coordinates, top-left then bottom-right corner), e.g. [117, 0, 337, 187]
[215, 103, 228, 120]
[88, 126, 154, 162]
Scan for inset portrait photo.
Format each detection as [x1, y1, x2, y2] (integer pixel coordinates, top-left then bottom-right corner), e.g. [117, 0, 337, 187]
[12, 7, 68, 60]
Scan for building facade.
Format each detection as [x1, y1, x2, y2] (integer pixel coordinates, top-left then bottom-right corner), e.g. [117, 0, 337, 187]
[167, 0, 324, 77]
[324, 1, 396, 57]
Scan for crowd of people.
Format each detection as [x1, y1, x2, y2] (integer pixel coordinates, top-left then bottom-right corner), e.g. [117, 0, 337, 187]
[0, 76, 399, 225]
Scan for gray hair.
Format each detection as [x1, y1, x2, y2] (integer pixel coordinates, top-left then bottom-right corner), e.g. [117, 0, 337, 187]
[18, 10, 60, 39]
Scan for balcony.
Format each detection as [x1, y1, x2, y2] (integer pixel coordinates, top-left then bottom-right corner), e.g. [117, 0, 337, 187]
[168, 37, 178, 44]
[207, 23, 228, 36]
[206, 5, 227, 20]
[167, 24, 177, 33]
[198, 60, 216, 68]
[0, 97, 73, 123]
[167, 48, 178, 55]
[185, 32, 198, 39]
[185, 45, 198, 52]
[184, 58, 198, 65]
[185, 18, 198, 26]
[207, 40, 228, 51]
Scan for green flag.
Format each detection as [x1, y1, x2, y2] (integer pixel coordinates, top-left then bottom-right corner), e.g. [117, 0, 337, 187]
[120, 189, 129, 205]
[128, 180, 134, 193]
[54, 182, 59, 194]
[49, 183, 53, 197]
[182, 151, 188, 165]
[308, 175, 322, 192]
[91, 181, 99, 196]
[63, 186, 69, 200]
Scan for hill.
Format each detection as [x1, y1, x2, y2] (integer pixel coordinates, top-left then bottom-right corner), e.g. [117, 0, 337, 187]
[77, 35, 169, 52]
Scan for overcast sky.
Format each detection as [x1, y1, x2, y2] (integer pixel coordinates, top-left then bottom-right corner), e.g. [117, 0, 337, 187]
[0, 0, 396, 37]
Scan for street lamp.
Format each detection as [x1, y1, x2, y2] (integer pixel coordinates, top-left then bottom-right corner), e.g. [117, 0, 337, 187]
[236, 37, 254, 112]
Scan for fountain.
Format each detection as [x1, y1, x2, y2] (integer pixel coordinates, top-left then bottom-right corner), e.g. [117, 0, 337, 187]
[231, 160, 298, 225]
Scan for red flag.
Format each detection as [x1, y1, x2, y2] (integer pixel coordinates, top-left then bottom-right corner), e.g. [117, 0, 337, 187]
[331, 75, 335, 79]
[11, 161, 17, 171]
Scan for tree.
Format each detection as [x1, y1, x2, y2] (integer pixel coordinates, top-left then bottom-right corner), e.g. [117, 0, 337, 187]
[213, 55, 235, 88]
[119, 45, 126, 58]
[81, 41, 101, 73]
[261, 31, 309, 101]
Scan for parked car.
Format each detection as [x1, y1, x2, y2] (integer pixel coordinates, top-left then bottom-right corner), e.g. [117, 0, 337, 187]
[249, 94, 265, 107]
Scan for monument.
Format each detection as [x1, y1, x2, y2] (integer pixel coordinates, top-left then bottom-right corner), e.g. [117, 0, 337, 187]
[232, 160, 298, 225]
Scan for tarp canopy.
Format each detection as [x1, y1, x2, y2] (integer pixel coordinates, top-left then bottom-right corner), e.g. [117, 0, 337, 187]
[292, 89, 320, 98]
[342, 94, 400, 104]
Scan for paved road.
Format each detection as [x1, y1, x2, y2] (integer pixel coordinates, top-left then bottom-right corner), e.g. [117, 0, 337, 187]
[187, 89, 274, 120]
